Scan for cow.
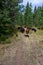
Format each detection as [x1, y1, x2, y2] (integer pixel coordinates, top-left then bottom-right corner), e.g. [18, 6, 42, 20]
[24, 34, 29, 37]
[31, 28, 36, 32]
[17, 26, 25, 33]
[37, 27, 40, 30]
[20, 27, 25, 33]
[24, 26, 30, 37]
[25, 27, 30, 34]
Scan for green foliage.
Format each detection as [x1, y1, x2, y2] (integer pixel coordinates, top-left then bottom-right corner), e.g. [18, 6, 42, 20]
[16, 2, 43, 29]
[16, 12, 24, 26]
[24, 2, 33, 27]
[33, 6, 43, 28]
[0, 0, 21, 41]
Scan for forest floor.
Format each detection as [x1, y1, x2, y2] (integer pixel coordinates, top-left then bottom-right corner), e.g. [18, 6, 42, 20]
[0, 30, 43, 65]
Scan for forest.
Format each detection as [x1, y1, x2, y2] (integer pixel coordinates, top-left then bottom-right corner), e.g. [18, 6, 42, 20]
[0, 0, 43, 42]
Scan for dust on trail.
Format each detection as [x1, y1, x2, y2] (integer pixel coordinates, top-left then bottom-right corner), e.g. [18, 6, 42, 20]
[0, 33, 43, 65]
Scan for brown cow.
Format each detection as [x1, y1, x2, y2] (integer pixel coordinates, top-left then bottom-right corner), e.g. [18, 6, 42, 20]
[25, 27, 30, 34]
[24, 26, 30, 37]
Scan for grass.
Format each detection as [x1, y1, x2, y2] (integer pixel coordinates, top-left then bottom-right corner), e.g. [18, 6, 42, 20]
[0, 29, 43, 44]
[30, 30, 43, 40]
[36, 30, 43, 35]
[39, 40, 43, 49]
[29, 30, 43, 49]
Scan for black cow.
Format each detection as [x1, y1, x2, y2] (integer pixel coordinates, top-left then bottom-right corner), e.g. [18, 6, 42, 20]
[24, 34, 29, 37]
[31, 28, 36, 32]
[20, 27, 25, 33]
[18, 26, 25, 33]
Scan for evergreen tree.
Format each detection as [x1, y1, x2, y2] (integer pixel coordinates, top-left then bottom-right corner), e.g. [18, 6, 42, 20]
[16, 12, 24, 26]
[33, 6, 43, 29]
[0, 0, 23, 41]
[33, 6, 37, 26]
[24, 2, 32, 27]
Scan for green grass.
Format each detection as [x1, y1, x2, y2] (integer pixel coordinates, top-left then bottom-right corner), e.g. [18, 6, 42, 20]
[36, 30, 43, 35]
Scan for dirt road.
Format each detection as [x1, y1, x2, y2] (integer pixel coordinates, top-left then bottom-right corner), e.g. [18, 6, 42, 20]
[0, 33, 43, 65]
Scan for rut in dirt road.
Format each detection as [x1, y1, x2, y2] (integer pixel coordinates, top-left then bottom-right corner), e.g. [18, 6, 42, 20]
[0, 33, 43, 65]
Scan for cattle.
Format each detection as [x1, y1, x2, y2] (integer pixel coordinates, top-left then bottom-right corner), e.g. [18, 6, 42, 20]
[25, 27, 30, 34]
[31, 28, 36, 32]
[24, 34, 29, 37]
[17, 26, 25, 33]
[17, 26, 30, 34]
[37, 27, 40, 30]
[24, 26, 30, 37]
[20, 27, 25, 33]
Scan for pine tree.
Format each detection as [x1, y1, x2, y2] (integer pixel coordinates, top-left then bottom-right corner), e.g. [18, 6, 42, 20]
[33, 6, 43, 29]
[24, 2, 32, 27]
[0, 0, 23, 41]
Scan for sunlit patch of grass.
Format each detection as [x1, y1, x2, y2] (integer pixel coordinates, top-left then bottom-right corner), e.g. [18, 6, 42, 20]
[36, 30, 43, 40]
[36, 30, 43, 35]
[30, 30, 43, 50]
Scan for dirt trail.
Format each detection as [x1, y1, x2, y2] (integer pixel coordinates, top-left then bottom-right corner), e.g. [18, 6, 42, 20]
[0, 33, 43, 65]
